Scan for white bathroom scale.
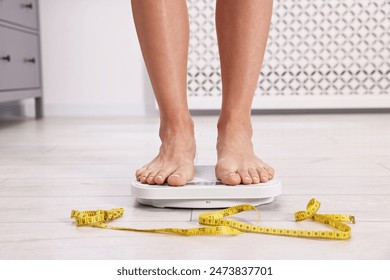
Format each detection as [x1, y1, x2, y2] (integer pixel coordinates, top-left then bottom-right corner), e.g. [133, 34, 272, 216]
[131, 165, 282, 208]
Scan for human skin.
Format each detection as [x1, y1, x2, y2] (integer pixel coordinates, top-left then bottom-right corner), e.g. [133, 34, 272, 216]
[132, 0, 275, 186]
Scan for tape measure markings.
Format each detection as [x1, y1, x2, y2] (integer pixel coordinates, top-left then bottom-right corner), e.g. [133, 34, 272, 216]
[71, 198, 355, 240]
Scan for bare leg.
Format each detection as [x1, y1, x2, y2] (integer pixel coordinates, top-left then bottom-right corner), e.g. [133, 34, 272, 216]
[131, 0, 195, 186]
[215, 0, 275, 185]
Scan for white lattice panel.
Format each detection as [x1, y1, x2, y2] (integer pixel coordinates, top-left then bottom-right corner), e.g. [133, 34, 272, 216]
[187, 0, 390, 109]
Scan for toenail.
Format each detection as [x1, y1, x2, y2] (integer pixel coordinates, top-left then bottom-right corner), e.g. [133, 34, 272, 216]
[156, 175, 162, 179]
[170, 174, 180, 177]
[245, 176, 250, 181]
[253, 177, 258, 181]
[262, 176, 267, 180]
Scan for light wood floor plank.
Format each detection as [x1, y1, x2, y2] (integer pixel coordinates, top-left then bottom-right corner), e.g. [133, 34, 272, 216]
[0, 221, 388, 260]
[0, 197, 191, 223]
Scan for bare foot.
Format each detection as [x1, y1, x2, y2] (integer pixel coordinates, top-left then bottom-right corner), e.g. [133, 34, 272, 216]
[215, 118, 275, 186]
[135, 117, 196, 186]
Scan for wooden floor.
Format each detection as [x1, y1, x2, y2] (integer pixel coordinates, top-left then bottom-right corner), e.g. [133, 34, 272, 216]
[0, 114, 389, 259]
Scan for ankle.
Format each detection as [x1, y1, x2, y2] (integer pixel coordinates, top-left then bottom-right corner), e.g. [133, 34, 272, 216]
[159, 114, 194, 140]
[217, 114, 253, 137]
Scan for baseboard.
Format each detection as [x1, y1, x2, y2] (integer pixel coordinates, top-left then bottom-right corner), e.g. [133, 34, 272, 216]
[23, 102, 149, 117]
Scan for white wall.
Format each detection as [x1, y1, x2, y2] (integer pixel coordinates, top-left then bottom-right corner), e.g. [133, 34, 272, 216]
[26, 0, 155, 117]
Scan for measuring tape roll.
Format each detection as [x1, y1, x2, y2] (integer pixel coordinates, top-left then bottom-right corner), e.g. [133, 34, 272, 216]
[71, 198, 355, 240]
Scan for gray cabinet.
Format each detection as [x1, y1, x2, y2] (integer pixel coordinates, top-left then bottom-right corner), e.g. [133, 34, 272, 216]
[0, 0, 43, 118]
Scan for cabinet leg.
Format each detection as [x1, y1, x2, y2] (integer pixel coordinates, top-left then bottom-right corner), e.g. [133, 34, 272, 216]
[35, 97, 44, 119]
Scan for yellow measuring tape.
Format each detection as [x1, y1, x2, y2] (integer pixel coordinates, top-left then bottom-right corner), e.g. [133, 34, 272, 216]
[71, 198, 355, 240]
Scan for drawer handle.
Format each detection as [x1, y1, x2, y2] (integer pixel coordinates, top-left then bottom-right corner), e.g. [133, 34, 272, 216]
[24, 58, 36, 64]
[1, 55, 11, 62]
[21, 3, 34, 9]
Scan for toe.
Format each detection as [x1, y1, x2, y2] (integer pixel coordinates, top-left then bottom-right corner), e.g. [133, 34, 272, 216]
[154, 169, 171, 185]
[257, 167, 269, 183]
[238, 169, 252, 185]
[146, 172, 158, 185]
[248, 168, 260, 184]
[216, 164, 241, 186]
[222, 172, 241, 186]
[140, 169, 152, 184]
[265, 165, 275, 179]
[135, 166, 147, 180]
[167, 166, 194, 187]
[140, 175, 148, 184]
[167, 173, 187, 186]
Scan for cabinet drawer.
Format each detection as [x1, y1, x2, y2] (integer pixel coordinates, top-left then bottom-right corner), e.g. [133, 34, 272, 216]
[0, 26, 40, 91]
[0, 0, 38, 29]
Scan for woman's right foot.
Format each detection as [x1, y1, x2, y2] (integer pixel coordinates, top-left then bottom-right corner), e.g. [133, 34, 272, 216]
[135, 117, 196, 186]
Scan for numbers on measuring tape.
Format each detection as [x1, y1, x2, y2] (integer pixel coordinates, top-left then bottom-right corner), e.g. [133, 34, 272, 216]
[70, 198, 355, 240]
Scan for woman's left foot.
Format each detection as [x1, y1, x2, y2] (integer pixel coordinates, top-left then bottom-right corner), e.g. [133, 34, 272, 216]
[215, 117, 275, 186]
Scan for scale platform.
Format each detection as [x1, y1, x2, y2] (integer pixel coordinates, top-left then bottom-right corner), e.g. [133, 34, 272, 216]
[131, 165, 282, 208]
